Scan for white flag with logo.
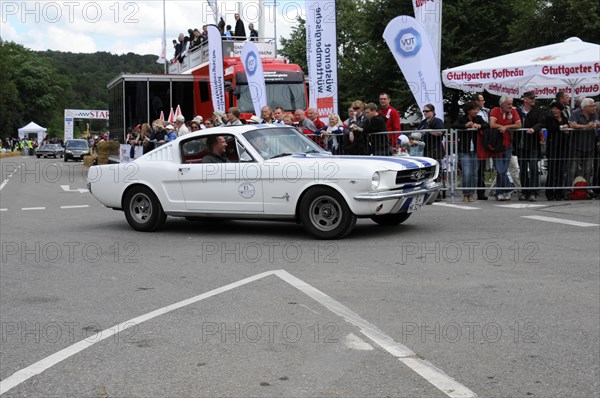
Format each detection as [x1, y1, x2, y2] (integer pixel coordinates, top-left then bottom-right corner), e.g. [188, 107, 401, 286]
[241, 41, 268, 117]
[412, 0, 442, 68]
[207, 24, 225, 113]
[305, 0, 338, 124]
[383, 16, 443, 116]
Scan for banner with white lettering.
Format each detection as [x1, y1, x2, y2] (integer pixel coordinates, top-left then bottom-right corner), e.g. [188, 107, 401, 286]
[412, 0, 442, 68]
[207, 25, 226, 113]
[383, 16, 443, 116]
[241, 41, 268, 117]
[442, 38, 600, 98]
[305, 0, 338, 123]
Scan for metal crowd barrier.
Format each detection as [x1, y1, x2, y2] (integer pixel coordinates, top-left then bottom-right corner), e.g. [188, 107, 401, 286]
[304, 127, 600, 202]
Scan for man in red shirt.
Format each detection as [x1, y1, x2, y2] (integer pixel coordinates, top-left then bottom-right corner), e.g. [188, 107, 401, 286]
[489, 96, 521, 201]
[378, 92, 401, 148]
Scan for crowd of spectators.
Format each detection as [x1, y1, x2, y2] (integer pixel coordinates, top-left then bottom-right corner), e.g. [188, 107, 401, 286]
[127, 90, 600, 201]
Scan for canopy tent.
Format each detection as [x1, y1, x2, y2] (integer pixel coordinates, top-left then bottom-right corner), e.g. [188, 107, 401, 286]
[442, 37, 600, 99]
[18, 122, 47, 142]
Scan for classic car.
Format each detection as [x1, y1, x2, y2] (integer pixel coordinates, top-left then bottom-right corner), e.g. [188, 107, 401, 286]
[87, 125, 439, 239]
[35, 144, 65, 158]
[64, 139, 90, 162]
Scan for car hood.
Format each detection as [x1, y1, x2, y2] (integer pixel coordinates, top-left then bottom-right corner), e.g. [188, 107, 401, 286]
[286, 153, 436, 170]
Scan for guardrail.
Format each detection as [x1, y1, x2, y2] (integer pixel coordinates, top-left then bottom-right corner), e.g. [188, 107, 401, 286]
[304, 127, 600, 202]
[168, 38, 277, 74]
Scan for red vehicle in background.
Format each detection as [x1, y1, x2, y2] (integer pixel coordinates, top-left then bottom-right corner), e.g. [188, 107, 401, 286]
[108, 40, 308, 139]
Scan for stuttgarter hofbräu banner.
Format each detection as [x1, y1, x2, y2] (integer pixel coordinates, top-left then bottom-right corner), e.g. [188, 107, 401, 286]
[383, 16, 443, 117]
[241, 41, 268, 117]
[412, 0, 442, 68]
[305, 0, 338, 123]
[207, 24, 225, 113]
[442, 38, 600, 98]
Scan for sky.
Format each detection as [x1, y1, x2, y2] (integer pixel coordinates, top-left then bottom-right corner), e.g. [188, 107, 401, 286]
[1, 1, 304, 56]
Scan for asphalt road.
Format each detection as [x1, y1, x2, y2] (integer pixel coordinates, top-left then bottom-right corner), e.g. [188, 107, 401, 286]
[1, 156, 599, 398]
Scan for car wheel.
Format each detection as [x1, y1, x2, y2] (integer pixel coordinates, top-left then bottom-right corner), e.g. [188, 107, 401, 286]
[370, 212, 411, 226]
[299, 187, 357, 239]
[64, 157, 68, 162]
[124, 187, 167, 232]
[36, 155, 40, 158]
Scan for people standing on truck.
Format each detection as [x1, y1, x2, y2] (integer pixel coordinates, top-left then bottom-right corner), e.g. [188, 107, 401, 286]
[249, 23, 259, 41]
[224, 25, 234, 41]
[234, 13, 246, 41]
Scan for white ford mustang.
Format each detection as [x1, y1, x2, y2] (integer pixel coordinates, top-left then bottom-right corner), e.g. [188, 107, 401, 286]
[87, 125, 439, 239]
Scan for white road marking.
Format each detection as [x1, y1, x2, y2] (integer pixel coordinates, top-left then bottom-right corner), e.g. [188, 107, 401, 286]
[0, 270, 276, 396]
[433, 203, 480, 210]
[0, 270, 477, 398]
[0, 209, 7, 212]
[496, 204, 545, 209]
[60, 205, 90, 209]
[21, 207, 46, 211]
[521, 215, 599, 228]
[344, 333, 374, 351]
[0, 163, 23, 192]
[60, 185, 89, 193]
[274, 270, 476, 397]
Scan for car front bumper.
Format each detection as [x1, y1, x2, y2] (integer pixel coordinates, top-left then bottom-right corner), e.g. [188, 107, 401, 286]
[352, 182, 440, 215]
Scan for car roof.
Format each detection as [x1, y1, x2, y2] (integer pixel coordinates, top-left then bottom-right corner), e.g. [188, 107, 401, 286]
[177, 124, 296, 141]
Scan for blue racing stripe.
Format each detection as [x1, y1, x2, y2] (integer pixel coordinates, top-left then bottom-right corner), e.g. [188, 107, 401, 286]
[292, 154, 434, 168]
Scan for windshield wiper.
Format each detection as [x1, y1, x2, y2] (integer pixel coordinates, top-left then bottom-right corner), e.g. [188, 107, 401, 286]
[269, 152, 293, 159]
[304, 149, 320, 154]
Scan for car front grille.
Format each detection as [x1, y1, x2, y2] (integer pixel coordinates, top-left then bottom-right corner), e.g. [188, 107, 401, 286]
[396, 165, 436, 185]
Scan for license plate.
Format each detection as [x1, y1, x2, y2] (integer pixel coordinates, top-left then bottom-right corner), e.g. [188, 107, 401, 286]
[73, 155, 81, 159]
[408, 195, 424, 213]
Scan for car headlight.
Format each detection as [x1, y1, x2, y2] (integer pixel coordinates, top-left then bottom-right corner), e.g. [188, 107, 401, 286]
[371, 172, 381, 190]
[66, 150, 72, 154]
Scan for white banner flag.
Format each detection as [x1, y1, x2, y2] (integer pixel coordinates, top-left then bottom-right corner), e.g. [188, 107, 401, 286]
[207, 0, 220, 25]
[207, 25, 226, 113]
[412, 0, 442, 68]
[383, 16, 443, 117]
[305, 0, 338, 123]
[241, 41, 268, 117]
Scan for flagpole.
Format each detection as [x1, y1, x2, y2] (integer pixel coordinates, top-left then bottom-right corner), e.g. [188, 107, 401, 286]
[162, 0, 167, 74]
[273, 1, 277, 55]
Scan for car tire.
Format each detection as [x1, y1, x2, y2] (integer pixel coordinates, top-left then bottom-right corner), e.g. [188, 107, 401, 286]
[124, 186, 167, 232]
[299, 187, 357, 239]
[370, 212, 411, 226]
[64, 157, 68, 162]
[36, 155, 40, 158]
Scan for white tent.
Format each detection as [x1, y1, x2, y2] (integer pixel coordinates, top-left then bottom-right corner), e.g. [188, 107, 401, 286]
[442, 37, 600, 99]
[18, 121, 47, 142]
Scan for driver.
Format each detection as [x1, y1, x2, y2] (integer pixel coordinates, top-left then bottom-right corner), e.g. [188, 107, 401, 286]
[203, 136, 230, 163]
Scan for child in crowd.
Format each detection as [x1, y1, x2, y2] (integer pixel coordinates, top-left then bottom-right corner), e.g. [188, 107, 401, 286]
[400, 132, 425, 157]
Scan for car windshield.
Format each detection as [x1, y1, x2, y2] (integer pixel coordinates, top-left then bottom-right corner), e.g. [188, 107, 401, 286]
[39, 145, 53, 150]
[242, 127, 326, 160]
[67, 141, 88, 149]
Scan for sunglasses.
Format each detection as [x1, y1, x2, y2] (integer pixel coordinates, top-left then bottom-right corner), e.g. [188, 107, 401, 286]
[423, 109, 432, 113]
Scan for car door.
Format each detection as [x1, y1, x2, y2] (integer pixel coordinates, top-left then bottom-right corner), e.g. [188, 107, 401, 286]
[178, 134, 264, 213]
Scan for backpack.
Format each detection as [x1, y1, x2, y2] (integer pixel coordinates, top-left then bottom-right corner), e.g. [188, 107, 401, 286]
[482, 128, 505, 153]
[569, 177, 588, 200]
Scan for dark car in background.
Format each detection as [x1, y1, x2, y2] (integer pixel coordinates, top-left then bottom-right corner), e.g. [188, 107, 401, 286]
[35, 144, 64, 158]
[64, 139, 90, 162]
